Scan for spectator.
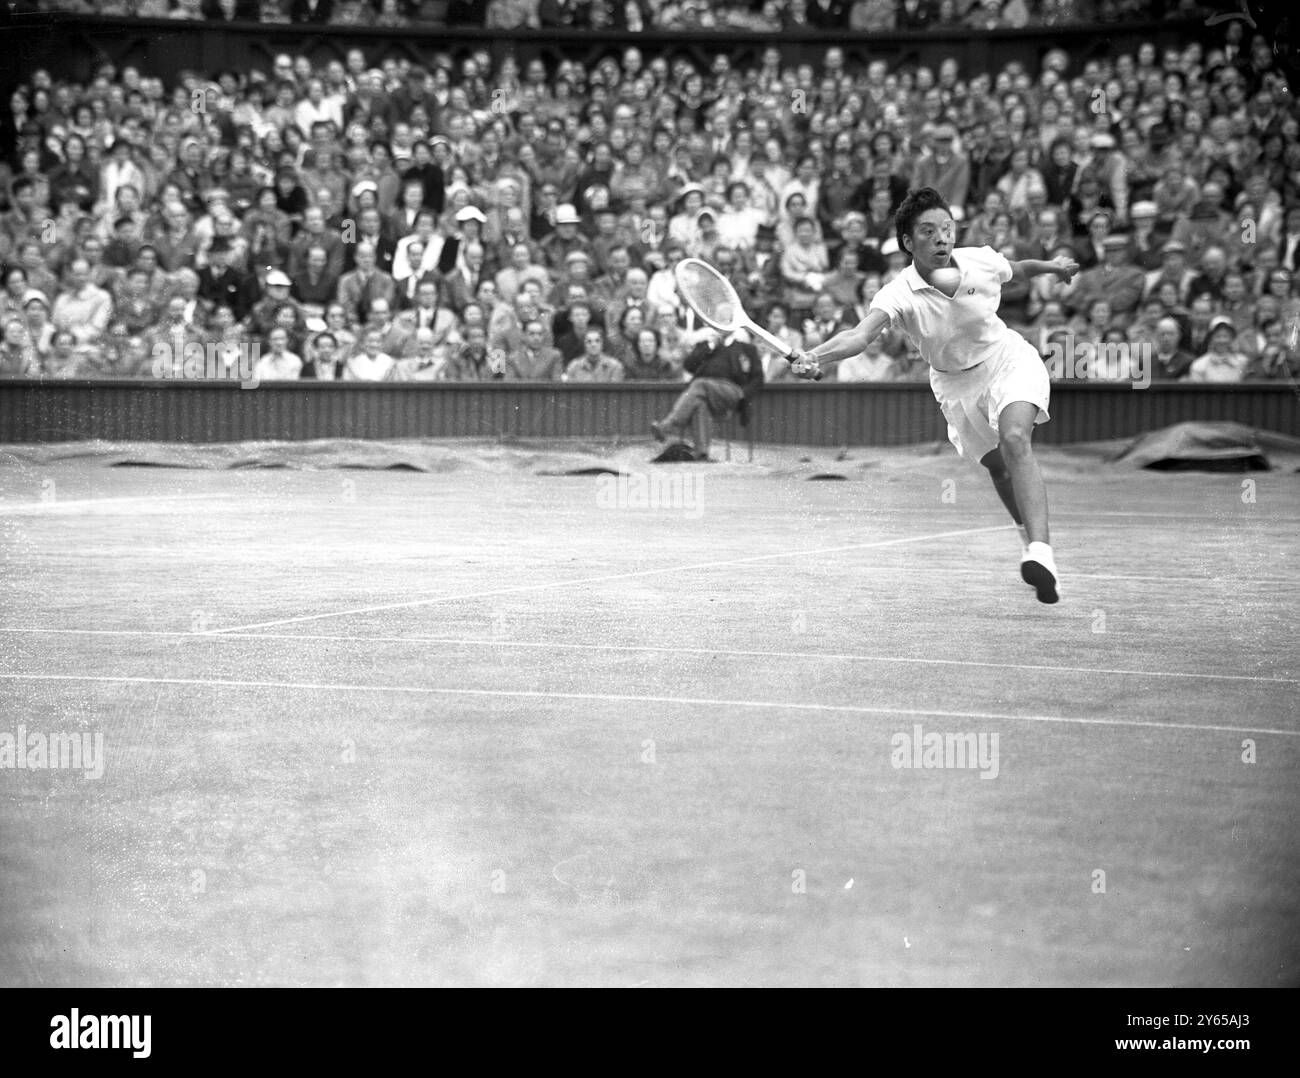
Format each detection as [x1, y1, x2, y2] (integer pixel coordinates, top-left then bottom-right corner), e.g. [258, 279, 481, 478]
[781, 216, 830, 319]
[1187, 317, 1249, 382]
[343, 326, 399, 380]
[649, 329, 762, 458]
[1150, 316, 1198, 380]
[253, 326, 303, 381]
[1066, 234, 1146, 323]
[51, 257, 112, 345]
[198, 237, 259, 321]
[562, 327, 624, 381]
[504, 318, 563, 381]
[622, 327, 678, 381]
[0, 315, 37, 378]
[912, 124, 971, 211]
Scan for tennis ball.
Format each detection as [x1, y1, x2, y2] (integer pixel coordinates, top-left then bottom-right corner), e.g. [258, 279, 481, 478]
[929, 267, 961, 293]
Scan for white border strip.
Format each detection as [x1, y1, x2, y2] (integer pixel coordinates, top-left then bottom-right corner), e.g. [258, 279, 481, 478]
[0, 493, 217, 515]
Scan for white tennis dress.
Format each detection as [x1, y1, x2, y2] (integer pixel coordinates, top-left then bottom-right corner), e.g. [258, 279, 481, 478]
[868, 245, 1049, 461]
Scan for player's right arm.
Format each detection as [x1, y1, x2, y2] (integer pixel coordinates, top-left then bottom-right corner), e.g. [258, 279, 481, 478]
[792, 309, 891, 376]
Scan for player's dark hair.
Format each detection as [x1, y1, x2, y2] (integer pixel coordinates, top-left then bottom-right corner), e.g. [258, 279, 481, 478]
[895, 187, 953, 253]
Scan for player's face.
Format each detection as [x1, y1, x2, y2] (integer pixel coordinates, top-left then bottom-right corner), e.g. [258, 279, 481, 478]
[906, 208, 956, 270]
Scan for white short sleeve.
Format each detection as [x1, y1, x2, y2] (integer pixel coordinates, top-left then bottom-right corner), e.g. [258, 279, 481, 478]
[982, 245, 1014, 284]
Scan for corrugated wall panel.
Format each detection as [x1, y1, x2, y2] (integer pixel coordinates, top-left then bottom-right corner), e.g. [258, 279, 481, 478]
[1, 382, 1295, 446]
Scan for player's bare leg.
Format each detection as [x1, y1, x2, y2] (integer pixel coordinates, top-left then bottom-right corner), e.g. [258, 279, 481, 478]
[980, 447, 1023, 525]
[980, 446, 1034, 558]
[998, 400, 1058, 603]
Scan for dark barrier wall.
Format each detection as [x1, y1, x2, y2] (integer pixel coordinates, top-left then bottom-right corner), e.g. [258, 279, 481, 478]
[0, 382, 1294, 446]
[5, 14, 1208, 87]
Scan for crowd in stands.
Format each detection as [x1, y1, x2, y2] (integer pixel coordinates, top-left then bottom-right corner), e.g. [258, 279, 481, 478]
[1, 9, 1298, 384]
[6, 0, 1204, 31]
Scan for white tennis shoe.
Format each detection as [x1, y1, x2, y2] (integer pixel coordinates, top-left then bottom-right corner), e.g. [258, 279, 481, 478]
[1020, 541, 1060, 604]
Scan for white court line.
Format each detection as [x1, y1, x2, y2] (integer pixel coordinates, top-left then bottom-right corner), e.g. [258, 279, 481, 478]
[1, 672, 1295, 739]
[204, 523, 1012, 635]
[4, 627, 1295, 686]
[0, 493, 216, 515]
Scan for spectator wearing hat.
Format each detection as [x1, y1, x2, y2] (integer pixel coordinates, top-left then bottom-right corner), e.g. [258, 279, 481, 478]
[738, 222, 784, 310]
[1188, 317, 1250, 382]
[1172, 181, 1234, 255]
[538, 203, 593, 271]
[197, 237, 259, 322]
[668, 184, 708, 251]
[1143, 240, 1197, 305]
[912, 124, 971, 211]
[1077, 131, 1129, 225]
[247, 268, 297, 338]
[21, 291, 55, 365]
[1065, 234, 1146, 322]
[1126, 200, 1167, 270]
[691, 207, 724, 261]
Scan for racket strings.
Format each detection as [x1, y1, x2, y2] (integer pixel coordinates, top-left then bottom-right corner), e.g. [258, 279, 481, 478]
[677, 263, 740, 328]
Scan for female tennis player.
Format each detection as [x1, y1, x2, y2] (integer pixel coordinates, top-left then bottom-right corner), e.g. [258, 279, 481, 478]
[791, 188, 1079, 603]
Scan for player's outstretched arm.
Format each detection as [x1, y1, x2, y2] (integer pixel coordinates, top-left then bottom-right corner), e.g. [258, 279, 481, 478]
[791, 309, 891, 378]
[1010, 256, 1079, 283]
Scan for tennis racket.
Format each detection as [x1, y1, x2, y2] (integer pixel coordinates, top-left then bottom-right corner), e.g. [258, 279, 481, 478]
[674, 257, 823, 380]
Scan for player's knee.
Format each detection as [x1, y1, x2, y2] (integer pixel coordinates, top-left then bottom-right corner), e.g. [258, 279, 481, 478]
[999, 426, 1034, 461]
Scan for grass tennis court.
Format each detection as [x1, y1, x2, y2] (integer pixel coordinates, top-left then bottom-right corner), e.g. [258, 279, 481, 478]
[1, 439, 1296, 986]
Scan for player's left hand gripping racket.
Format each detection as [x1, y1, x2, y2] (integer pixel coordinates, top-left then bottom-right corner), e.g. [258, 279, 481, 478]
[674, 257, 823, 380]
